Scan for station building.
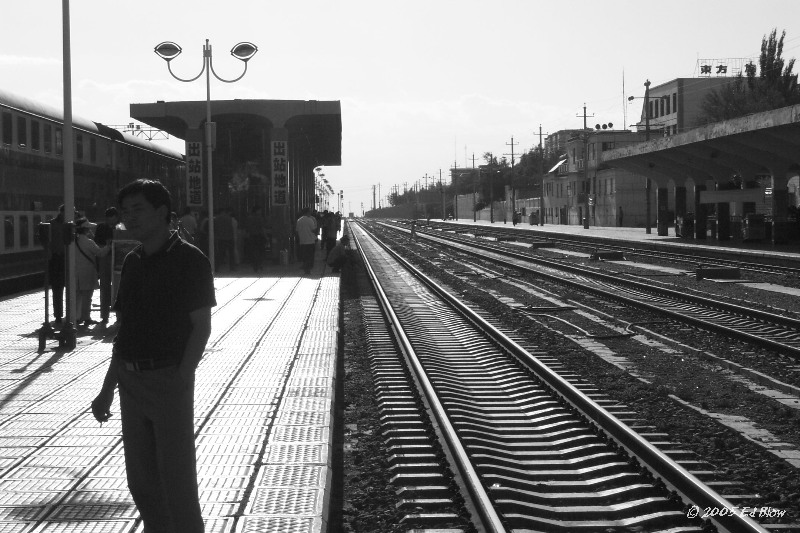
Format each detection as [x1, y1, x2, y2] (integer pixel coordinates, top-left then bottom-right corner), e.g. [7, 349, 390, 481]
[540, 77, 800, 242]
[542, 128, 650, 227]
[130, 98, 342, 253]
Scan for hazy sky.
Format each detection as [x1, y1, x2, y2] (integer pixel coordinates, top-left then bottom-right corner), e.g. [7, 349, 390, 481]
[3, 0, 800, 213]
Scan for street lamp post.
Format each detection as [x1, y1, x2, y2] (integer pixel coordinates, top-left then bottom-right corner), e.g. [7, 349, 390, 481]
[627, 80, 657, 234]
[154, 40, 257, 274]
[61, 0, 77, 349]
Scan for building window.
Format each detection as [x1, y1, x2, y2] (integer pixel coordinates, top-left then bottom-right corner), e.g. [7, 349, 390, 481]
[672, 93, 677, 114]
[90, 137, 96, 163]
[76, 133, 83, 160]
[55, 127, 63, 156]
[44, 123, 52, 153]
[31, 121, 40, 151]
[665, 97, 670, 115]
[17, 116, 28, 147]
[1, 112, 11, 144]
[660, 98, 665, 117]
[648, 101, 654, 119]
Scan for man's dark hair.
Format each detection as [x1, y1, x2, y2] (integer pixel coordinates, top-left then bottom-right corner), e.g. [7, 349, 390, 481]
[105, 206, 119, 218]
[117, 179, 172, 223]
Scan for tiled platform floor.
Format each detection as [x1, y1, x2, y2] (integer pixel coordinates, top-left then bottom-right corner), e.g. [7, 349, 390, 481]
[0, 270, 340, 533]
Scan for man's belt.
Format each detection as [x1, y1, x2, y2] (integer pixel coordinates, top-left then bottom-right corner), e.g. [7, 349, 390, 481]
[121, 358, 177, 372]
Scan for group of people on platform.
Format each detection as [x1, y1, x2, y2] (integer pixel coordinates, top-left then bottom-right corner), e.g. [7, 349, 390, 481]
[295, 207, 348, 275]
[45, 201, 350, 328]
[46, 205, 123, 327]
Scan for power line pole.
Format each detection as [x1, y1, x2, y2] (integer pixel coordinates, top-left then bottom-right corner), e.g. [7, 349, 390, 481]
[537, 124, 549, 226]
[440, 168, 445, 220]
[644, 79, 652, 234]
[504, 135, 519, 225]
[577, 104, 594, 229]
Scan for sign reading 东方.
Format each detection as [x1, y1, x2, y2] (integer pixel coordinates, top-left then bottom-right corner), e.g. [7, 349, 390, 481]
[271, 141, 288, 205]
[696, 58, 756, 78]
[186, 141, 203, 207]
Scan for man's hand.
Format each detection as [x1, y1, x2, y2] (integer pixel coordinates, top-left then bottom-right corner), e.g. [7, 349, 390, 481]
[91, 390, 113, 423]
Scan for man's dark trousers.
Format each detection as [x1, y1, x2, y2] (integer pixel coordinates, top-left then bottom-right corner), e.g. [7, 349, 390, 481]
[48, 254, 65, 320]
[117, 364, 204, 533]
[299, 243, 315, 273]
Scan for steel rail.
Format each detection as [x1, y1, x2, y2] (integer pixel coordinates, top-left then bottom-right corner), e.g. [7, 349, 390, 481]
[388, 222, 800, 357]
[357, 220, 769, 533]
[350, 223, 509, 533]
[425, 220, 800, 275]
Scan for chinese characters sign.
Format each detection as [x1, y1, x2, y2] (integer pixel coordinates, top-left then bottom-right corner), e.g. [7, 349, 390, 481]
[271, 141, 288, 205]
[696, 58, 756, 78]
[186, 141, 203, 207]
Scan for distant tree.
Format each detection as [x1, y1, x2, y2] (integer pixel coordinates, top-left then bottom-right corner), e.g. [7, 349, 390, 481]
[700, 28, 800, 122]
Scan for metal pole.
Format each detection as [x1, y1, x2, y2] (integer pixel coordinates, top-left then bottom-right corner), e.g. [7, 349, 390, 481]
[61, 0, 77, 348]
[644, 79, 652, 234]
[583, 105, 590, 229]
[205, 40, 216, 273]
[539, 124, 545, 226]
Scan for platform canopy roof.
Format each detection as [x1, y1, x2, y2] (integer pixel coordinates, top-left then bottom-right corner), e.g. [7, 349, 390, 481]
[130, 98, 342, 166]
[602, 104, 800, 181]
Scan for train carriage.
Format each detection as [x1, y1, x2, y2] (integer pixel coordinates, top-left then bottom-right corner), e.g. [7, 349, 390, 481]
[0, 88, 185, 286]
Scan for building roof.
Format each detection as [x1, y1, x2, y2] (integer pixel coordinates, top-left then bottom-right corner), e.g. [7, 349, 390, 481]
[130, 99, 342, 166]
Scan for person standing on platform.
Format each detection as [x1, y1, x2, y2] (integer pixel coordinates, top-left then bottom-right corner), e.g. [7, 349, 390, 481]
[93, 207, 119, 325]
[245, 205, 268, 273]
[47, 205, 66, 324]
[214, 208, 236, 272]
[91, 179, 215, 533]
[74, 218, 109, 327]
[295, 207, 317, 275]
[178, 207, 197, 242]
[323, 211, 338, 258]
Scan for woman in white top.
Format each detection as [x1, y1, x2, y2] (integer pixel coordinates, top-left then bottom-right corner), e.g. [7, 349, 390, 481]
[74, 219, 110, 326]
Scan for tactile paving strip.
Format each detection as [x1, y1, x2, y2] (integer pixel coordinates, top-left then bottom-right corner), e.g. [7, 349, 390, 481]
[236, 516, 319, 533]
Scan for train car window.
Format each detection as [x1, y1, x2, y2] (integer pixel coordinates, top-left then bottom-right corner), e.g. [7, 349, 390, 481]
[90, 137, 96, 163]
[4, 216, 14, 250]
[1, 112, 11, 145]
[44, 124, 52, 153]
[17, 116, 27, 148]
[19, 216, 29, 248]
[31, 121, 40, 151]
[76, 133, 83, 160]
[55, 127, 63, 156]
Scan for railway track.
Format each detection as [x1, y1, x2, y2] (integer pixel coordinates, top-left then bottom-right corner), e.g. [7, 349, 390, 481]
[377, 220, 800, 358]
[350, 220, 772, 533]
[423, 220, 800, 276]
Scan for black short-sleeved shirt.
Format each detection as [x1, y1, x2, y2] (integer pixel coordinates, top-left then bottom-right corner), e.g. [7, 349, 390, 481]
[113, 232, 216, 363]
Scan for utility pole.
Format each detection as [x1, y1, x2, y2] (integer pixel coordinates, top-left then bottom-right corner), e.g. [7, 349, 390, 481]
[440, 169, 445, 220]
[644, 79, 652, 234]
[471, 153, 477, 222]
[488, 152, 495, 224]
[577, 104, 594, 229]
[504, 135, 519, 225]
[537, 124, 549, 226]
[372, 184, 376, 211]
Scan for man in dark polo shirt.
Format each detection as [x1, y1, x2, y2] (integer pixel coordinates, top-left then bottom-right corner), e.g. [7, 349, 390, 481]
[91, 179, 215, 533]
